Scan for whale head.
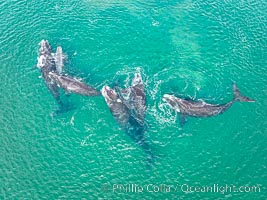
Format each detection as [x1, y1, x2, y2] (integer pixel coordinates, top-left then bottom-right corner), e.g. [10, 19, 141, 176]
[101, 86, 122, 103]
[132, 72, 143, 86]
[56, 46, 63, 55]
[39, 39, 47, 45]
[162, 94, 180, 112]
[39, 40, 51, 55]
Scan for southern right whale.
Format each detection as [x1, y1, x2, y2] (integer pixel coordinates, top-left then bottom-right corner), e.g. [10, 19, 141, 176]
[102, 82, 153, 166]
[101, 85, 131, 129]
[37, 40, 100, 97]
[48, 72, 100, 96]
[163, 83, 255, 124]
[115, 71, 146, 126]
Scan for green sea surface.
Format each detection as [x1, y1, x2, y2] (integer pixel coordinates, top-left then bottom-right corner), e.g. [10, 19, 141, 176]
[0, 0, 266, 199]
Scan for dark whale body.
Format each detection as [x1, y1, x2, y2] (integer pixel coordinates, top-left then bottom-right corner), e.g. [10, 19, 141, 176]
[37, 40, 100, 101]
[163, 83, 255, 125]
[102, 77, 153, 166]
[101, 85, 131, 129]
[116, 72, 146, 126]
[48, 72, 100, 97]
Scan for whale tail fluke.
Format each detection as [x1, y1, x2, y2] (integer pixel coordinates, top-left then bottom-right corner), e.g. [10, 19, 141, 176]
[233, 83, 255, 102]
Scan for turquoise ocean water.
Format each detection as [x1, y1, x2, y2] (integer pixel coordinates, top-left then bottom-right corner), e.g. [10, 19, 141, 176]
[0, 0, 266, 199]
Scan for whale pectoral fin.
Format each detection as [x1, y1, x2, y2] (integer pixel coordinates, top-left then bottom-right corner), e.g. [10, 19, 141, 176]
[179, 114, 187, 127]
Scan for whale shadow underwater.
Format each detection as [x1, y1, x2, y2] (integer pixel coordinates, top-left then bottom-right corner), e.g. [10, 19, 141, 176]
[163, 83, 255, 126]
